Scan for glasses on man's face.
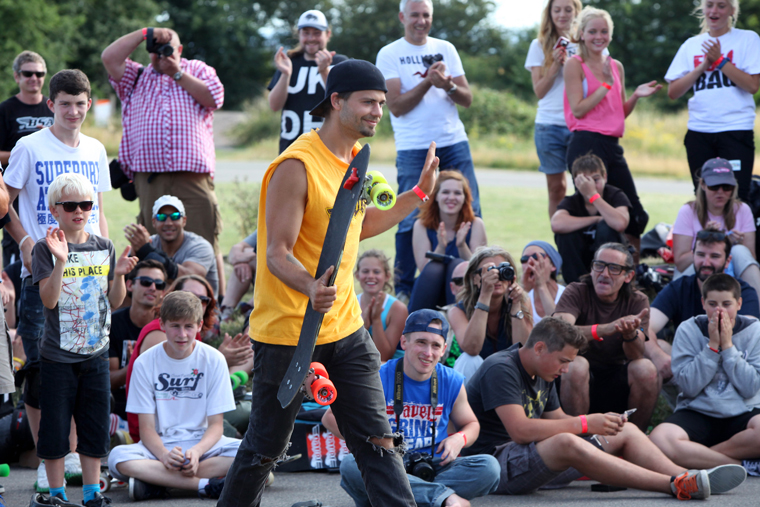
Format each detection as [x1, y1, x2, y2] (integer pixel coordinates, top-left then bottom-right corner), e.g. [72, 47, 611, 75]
[591, 260, 631, 276]
[133, 276, 166, 290]
[706, 184, 735, 193]
[20, 70, 46, 78]
[451, 277, 464, 286]
[520, 253, 546, 264]
[55, 201, 93, 212]
[155, 212, 183, 222]
[696, 230, 726, 242]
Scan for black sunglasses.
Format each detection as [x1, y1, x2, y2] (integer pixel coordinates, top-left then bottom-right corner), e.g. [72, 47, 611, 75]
[55, 201, 93, 212]
[696, 230, 726, 242]
[706, 184, 735, 192]
[156, 211, 183, 222]
[591, 260, 632, 276]
[520, 253, 546, 264]
[20, 70, 46, 78]
[183, 290, 211, 304]
[451, 277, 464, 286]
[133, 276, 166, 290]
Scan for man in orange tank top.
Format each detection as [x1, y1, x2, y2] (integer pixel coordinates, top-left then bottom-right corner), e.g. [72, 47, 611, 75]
[219, 60, 439, 507]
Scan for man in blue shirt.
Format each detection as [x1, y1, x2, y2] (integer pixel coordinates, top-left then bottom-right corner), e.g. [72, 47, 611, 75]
[323, 309, 499, 507]
[647, 231, 760, 384]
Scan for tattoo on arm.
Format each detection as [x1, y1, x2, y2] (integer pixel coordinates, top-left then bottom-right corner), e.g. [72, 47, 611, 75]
[286, 253, 306, 270]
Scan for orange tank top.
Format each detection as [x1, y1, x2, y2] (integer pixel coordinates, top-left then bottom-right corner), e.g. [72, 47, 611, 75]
[249, 131, 365, 346]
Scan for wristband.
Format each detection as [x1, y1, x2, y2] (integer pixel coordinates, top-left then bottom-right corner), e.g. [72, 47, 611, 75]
[622, 331, 639, 343]
[716, 56, 730, 70]
[18, 235, 31, 250]
[142, 27, 148, 40]
[601, 82, 612, 90]
[475, 302, 490, 313]
[456, 431, 467, 446]
[709, 346, 720, 354]
[588, 193, 601, 204]
[412, 185, 429, 203]
[591, 324, 603, 341]
[13, 356, 25, 369]
[580, 415, 588, 434]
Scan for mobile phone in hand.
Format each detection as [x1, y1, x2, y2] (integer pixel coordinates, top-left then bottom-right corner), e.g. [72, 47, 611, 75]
[623, 408, 637, 419]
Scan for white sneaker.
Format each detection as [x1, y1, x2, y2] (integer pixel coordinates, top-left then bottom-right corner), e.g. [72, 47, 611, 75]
[34, 460, 68, 493]
[63, 453, 82, 478]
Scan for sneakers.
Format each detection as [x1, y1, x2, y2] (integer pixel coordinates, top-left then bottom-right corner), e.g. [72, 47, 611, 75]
[35, 461, 68, 493]
[82, 492, 112, 506]
[706, 464, 747, 494]
[128, 477, 169, 501]
[743, 459, 760, 477]
[203, 477, 226, 499]
[29, 493, 78, 507]
[671, 469, 710, 500]
[64, 454, 83, 484]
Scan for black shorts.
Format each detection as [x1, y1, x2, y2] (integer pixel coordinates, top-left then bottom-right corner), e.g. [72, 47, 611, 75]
[589, 364, 629, 415]
[665, 408, 760, 448]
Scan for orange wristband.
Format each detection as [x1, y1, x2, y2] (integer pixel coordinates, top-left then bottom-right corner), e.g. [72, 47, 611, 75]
[580, 415, 588, 434]
[456, 431, 467, 445]
[591, 324, 602, 341]
[588, 193, 601, 204]
[601, 82, 612, 90]
[142, 27, 148, 40]
[413, 185, 429, 202]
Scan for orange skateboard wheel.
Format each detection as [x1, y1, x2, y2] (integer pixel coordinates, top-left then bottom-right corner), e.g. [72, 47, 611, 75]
[311, 362, 329, 379]
[311, 378, 337, 405]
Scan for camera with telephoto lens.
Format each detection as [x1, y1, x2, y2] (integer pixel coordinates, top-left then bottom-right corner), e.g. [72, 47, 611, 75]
[405, 452, 436, 482]
[488, 262, 515, 282]
[145, 28, 174, 58]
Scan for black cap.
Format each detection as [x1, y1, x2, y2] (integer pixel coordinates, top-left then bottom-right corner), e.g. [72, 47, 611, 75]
[310, 60, 388, 118]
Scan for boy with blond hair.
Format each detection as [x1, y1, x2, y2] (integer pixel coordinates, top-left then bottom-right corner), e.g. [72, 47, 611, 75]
[108, 291, 240, 501]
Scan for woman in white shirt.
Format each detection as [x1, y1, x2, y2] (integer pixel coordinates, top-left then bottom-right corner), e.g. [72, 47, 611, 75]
[665, 0, 760, 201]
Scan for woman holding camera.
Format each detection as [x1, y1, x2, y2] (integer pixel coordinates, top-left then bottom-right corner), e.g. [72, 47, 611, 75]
[447, 246, 533, 378]
[408, 170, 487, 312]
[525, 0, 583, 217]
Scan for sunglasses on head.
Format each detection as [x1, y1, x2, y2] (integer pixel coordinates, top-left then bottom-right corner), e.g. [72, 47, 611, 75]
[451, 277, 464, 286]
[520, 253, 546, 264]
[20, 70, 46, 78]
[133, 276, 166, 290]
[155, 212, 183, 222]
[706, 184, 735, 192]
[183, 290, 211, 304]
[55, 201, 93, 212]
[591, 260, 631, 276]
[696, 230, 726, 242]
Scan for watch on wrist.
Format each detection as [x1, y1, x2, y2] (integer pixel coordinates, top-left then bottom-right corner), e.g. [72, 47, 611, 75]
[475, 302, 490, 313]
[447, 83, 458, 95]
[511, 310, 525, 320]
[173, 70, 183, 82]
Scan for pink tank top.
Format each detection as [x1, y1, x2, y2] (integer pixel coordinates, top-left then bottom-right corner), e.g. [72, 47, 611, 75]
[564, 55, 625, 138]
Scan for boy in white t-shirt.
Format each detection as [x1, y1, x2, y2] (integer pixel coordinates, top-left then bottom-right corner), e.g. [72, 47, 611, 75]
[107, 291, 240, 501]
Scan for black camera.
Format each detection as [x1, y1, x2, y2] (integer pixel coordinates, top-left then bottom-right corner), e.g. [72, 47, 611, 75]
[405, 452, 436, 482]
[145, 28, 174, 58]
[488, 261, 515, 282]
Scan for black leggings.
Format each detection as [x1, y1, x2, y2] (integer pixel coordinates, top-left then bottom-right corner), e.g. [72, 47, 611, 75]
[408, 257, 465, 312]
[684, 129, 755, 202]
[567, 131, 649, 237]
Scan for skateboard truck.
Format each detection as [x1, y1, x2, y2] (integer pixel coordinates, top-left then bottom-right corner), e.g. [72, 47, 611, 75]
[300, 362, 337, 405]
[343, 167, 360, 190]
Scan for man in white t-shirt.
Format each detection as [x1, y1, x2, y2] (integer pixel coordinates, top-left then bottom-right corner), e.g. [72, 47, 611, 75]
[2, 70, 110, 488]
[376, 0, 479, 300]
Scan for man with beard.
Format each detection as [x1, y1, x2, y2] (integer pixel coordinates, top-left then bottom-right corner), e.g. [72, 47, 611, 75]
[268, 10, 347, 153]
[646, 229, 760, 385]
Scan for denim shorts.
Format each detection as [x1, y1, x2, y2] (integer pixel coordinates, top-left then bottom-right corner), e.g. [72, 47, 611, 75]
[534, 123, 572, 175]
[37, 352, 111, 459]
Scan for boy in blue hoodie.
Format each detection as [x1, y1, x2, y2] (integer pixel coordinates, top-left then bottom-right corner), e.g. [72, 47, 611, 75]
[650, 273, 760, 476]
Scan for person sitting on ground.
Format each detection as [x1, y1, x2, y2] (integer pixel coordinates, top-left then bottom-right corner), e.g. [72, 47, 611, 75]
[441, 261, 469, 368]
[554, 242, 657, 431]
[462, 316, 748, 499]
[409, 170, 487, 312]
[109, 259, 167, 421]
[671, 158, 760, 298]
[649, 273, 760, 477]
[125, 275, 252, 442]
[220, 231, 256, 321]
[323, 309, 500, 507]
[520, 240, 565, 322]
[447, 246, 533, 379]
[647, 229, 760, 386]
[355, 249, 408, 361]
[551, 152, 631, 283]
[124, 194, 219, 298]
[108, 291, 241, 501]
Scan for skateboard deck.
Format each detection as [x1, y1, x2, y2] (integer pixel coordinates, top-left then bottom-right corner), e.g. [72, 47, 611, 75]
[277, 144, 371, 408]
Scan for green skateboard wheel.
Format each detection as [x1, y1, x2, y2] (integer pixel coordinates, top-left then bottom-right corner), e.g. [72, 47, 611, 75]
[233, 371, 249, 384]
[0, 463, 9, 477]
[231, 375, 241, 390]
[370, 182, 396, 210]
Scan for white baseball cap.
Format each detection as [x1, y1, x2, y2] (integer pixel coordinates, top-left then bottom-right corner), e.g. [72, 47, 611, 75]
[152, 195, 185, 217]
[298, 10, 328, 31]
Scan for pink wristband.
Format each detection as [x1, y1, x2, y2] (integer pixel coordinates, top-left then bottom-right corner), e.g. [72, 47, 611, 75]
[709, 346, 719, 354]
[413, 185, 429, 202]
[601, 82, 612, 90]
[142, 27, 148, 40]
[456, 431, 467, 445]
[580, 415, 588, 434]
[591, 324, 603, 341]
[588, 193, 601, 204]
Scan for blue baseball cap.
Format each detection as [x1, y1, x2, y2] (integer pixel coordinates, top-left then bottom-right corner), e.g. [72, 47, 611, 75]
[402, 309, 449, 339]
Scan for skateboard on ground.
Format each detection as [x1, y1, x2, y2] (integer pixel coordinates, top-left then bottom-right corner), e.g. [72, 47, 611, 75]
[278, 144, 395, 408]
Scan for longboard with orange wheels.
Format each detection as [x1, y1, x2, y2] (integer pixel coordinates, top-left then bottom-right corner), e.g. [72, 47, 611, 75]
[300, 362, 337, 405]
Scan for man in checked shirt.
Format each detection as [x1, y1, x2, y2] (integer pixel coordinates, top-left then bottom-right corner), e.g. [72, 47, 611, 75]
[101, 27, 226, 294]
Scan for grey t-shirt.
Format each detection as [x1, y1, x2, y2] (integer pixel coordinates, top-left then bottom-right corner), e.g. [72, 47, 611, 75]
[32, 234, 115, 363]
[150, 231, 218, 297]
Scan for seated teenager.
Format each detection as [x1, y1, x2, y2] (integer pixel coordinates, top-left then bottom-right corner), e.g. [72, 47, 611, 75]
[220, 231, 257, 321]
[650, 274, 760, 477]
[647, 230, 760, 385]
[447, 246, 533, 379]
[409, 170, 487, 312]
[551, 153, 631, 284]
[109, 259, 167, 420]
[108, 291, 241, 501]
[671, 158, 760, 298]
[355, 249, 408, 361]
[554, 242, 657, 431]
[520, 241, 565, 323]
[463, 316, 747, 499]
